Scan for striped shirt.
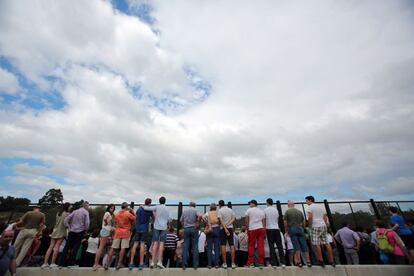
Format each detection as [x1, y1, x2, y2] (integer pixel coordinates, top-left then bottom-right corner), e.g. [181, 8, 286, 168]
[164, 232, 179, 250]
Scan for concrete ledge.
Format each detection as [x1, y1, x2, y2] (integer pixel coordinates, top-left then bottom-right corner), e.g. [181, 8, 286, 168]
[9, 265, 414, 276]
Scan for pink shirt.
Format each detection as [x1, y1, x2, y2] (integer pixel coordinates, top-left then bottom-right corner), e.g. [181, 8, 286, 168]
[377, 228, 404, 256]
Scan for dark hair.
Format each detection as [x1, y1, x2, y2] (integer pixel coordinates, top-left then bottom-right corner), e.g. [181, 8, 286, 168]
[106, 204, 115, 214]
[218, 200, 225, 207]
[250, 200, 258, 206]
[355, 226, 363, 232]
[58, 202, 71, 216]
[121, 202, 128, 209]
[305, 196, 315, 202]
[341, 221, 350, 228]
[159, 196, 166, 204]
[266, 198, 273, 205]
[144, 198, 152, 205]
[375, 220, 387, 228]
[389, 206, 398, 214]
[91, 228, 100, 238]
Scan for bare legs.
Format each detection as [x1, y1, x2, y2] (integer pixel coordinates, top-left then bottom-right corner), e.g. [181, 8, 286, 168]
[93, 236, 108, 270]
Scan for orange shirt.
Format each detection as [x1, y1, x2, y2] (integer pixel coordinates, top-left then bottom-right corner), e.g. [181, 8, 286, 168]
[114, 209, 135, 238]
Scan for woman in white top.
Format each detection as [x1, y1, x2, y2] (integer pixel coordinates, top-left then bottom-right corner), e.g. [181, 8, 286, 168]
[93, 204, 115, 270]
[203, 203, 221, 268]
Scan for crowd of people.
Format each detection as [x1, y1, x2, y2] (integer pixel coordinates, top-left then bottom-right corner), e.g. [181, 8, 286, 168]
[0, 195, 413, 275]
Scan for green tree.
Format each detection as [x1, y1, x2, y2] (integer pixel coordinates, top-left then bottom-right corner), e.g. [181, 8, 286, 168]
[38, 188, 64, 206]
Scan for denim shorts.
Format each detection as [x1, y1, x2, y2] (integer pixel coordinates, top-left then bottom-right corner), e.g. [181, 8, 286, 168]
[100, 228, 111, 237]
[152, 229, 167, 242]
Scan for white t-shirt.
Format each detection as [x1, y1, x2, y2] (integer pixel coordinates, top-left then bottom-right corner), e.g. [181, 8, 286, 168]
[284, 233, 293, 250]
[218, 206, 235, 229]
[86, 237, 99, 254]
[245, 207, 265, 230]
[102, 212, 113, 231]
[307, 204, 326, 228]
[198, 231, 206, 253]
[327, 233, 333, 243]
[264, 206, 279, 229]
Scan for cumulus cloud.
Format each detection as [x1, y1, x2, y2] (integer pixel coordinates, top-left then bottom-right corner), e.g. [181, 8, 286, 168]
[0, 0, 414, 203]
[0, 68, 19, 94]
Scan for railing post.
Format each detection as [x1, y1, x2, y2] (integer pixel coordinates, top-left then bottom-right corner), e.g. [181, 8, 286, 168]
[130, 201, 134, 209]
[228, 201, 232, 209]
[370, 198, 381, 220]
[324, 199, 336, 233]
[276, 200, 285, 233]
[177, 202, 183, 235]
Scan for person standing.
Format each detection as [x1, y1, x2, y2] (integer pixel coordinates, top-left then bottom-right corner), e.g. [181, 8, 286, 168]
[163, 225, 179, 268]
[84, 228, 100, 267]
[106, 202, 135, 270]
[93, 204, 115, 270]
[143, 196, 171, 268]
[217, 200, 236, 269]
[203, 203, 221, 268]
[42, 202, 71, 269]
[245, 200, 265, 268]
[264, 198, 285, 268]
[0, 226, 17, 276]
[13, 206, 45, 267]
[284, 200, 311, 267]
[334, 222, 360, 264]
[237, 226, 248, 267]
[390, 206, 414, 263]
[60, 201, 90, 267]
[180, 201, 202, 269]
[129, 198, 153, 270]
[305, 196, 335, 267]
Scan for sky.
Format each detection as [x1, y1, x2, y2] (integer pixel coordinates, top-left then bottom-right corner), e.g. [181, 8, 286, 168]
[0, 0, 414, 205]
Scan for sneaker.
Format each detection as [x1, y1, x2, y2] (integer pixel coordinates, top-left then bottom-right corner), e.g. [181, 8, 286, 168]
[104, 264, 109, 271]
[128, 264, 135, 270]
[222, 263, 228, 269]
[116, 264, 124, 270]
[157, 263, 165, 269]
[231, 263, 236, 269]
[249, 264, 255, 268]
[182, 265, 186, 270]
[207, 265, 212, 269]
[272, 265, 278, 269]
[138, 264, 144, 270]
[41, 264, 49, 269]
[318, 261, 325, 267]
[306, 262, 312, 268]
[215, 265, 219, 269]
[331, 262, 336, 268]
[150, 262, 154, 269]
[258, 264, 264, 270]
[281, 264, 286, 269]
[194, 266, 198, 270]
[49, 264, 58, 269]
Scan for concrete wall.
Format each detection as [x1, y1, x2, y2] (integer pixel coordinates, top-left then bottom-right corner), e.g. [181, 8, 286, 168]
[9, 265, 414, 276]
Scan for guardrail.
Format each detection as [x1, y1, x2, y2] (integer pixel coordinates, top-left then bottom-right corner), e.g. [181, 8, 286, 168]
[1, 199, 413, 234]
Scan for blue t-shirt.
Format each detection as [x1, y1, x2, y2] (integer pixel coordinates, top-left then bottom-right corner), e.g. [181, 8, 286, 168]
[135, 207, 153, 232]
[390, 214, 412, 236]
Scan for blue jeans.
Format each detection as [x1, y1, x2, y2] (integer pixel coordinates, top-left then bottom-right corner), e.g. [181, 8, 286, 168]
[206, 227, 220, 266]
[288, 227, 308, 252]
[183, 227, 199, 267]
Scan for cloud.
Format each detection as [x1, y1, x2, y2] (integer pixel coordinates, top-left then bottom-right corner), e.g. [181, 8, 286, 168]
[0, 68, 19, 94]
[0, 0, 414, 203]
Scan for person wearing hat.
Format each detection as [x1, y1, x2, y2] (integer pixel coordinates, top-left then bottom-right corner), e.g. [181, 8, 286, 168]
[0, 224, 17, 276]
[106, 202, 135, 270]
[245, 200, 265, 268]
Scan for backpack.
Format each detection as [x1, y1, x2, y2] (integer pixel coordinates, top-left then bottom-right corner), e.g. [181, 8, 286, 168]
[377, 230, 394, 253]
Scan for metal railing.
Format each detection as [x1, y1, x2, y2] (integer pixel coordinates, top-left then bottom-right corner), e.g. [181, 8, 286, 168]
[1, 199, 413, 234]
